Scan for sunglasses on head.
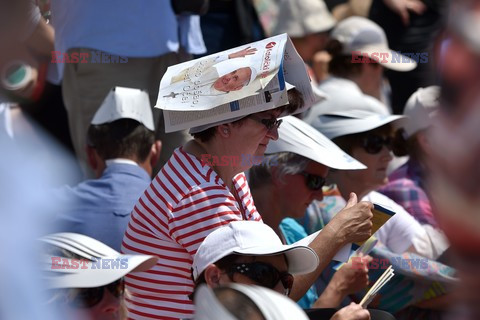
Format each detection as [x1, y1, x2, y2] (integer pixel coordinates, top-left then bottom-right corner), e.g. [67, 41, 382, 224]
[362, 134, 393, 154]
[227, 262, 294, 296]
[299, 172, 326, 191]
[249, 115, 283, 131]
[67, 278, 125, 308]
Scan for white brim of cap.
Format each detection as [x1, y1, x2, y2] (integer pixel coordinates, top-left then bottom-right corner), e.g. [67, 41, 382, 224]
[233, 243, 318, 275]
[229, 284, 310, 320]
[43, 254, 158, 289]
[195, 285, 238, 320]
[266, 116, 366, 170]
[351, 45, 417, 72]
[313, 112, 406, 139]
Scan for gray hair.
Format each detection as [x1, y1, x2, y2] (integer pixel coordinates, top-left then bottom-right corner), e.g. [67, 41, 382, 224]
[248, 152, 310, 189]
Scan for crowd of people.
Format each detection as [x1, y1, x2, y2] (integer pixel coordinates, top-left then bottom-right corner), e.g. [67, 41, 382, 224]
[1, 0, 480, 319]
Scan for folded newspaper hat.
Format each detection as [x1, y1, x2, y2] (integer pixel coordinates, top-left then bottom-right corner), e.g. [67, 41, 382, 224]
[195, 284, 309, 320]
[192, 221, 319, 280]
[91, 87, 155, 131]
[308, 109, 405, 140]
[189, 82, 324, 134]
[265, 116, 366, 170]
[273, 0, 336, 37]
[214, 58, 257, 86]
[403, 86, 440, 138]
[40, 233, 157, 289]
[331, 16, 417, 72]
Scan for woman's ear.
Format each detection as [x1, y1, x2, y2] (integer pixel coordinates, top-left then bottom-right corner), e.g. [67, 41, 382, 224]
[204, 264, 223, 288]
[217, 124, 230, 138]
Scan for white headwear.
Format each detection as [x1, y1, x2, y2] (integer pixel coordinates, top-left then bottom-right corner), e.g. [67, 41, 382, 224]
[331, 16, 417, 72]
[266, 116, 366, 170]
[91, 87, 155, 131]
[192, 221, 318, 280]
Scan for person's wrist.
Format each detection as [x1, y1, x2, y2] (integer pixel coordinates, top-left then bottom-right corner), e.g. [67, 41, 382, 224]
[325, 220, 348, 246]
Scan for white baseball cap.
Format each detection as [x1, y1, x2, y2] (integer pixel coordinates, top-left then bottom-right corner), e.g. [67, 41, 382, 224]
[91, 87, 155, 131]
[331, 16, 417, 72]
[308, 109, 405, 140]
[192, 221, 319, 280]
[195, 283, 309, 320]
[40, 233, 158, 289]
[266, 116, 366, 170]
[403, 86, 440, 138]
[273, 0, 336, 37]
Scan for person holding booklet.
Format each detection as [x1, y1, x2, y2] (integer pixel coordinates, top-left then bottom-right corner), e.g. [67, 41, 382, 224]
[248, 115, 373, 309]
[304, 104, 446, 258]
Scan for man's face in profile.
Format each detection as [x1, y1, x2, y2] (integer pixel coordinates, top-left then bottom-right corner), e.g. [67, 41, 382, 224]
[213, 67, 252, 92]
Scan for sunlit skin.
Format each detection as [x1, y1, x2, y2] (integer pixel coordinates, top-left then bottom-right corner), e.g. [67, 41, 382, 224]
[213, 67, 252, 92]
[222, 109, 281, 172]
[185, 108, 281, 192]
[251, 161, 328, 235]
[277, 162, 329, 219]
[331, 139, 393, 200]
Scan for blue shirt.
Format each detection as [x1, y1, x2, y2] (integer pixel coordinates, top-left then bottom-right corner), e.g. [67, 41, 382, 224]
[279, 217, 319, 309]
[52, 163, 151, 251]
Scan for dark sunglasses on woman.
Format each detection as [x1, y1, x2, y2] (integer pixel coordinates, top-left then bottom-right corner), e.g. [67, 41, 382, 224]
[249, 115, 283, 131]
[227, 262, 294, 296]
[362, 134, 393, 154]
[299, 172, 326, 191]
[67, 278, 125, 308]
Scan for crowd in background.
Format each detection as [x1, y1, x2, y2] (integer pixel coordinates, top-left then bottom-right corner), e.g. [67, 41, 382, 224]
[1, 0, 480, 319]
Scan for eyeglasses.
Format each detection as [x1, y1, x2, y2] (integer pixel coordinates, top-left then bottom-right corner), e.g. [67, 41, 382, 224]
[299, 172, 326, 191]
[227, 262, 294, 296]
[362, 134, 393, 154]
[67, 278, 125, 308]
[249, 115, 283, 131]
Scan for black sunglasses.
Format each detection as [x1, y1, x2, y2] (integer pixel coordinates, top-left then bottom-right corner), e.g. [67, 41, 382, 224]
[67, 278, 125, 308]
[249, 115, 283, 131]
[227, 262, 294, 296]
[299, 172, 326, 191]
[362, 134, 393, 154]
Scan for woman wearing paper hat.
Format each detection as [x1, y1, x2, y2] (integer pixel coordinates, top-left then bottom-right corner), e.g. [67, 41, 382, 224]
[40, 232, 157, 320]
[305, 108, 447, 260]
[191, 221, 370, 320]
[121, 81, 310, 317]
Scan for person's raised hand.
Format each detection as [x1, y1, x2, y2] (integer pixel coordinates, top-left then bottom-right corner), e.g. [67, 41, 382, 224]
[228, 46, 258, 59]
[331, 303, 370, 320]
[331, 255, 371, 297]
[382, 0, 427, 26]
[326, 193, 373, 245]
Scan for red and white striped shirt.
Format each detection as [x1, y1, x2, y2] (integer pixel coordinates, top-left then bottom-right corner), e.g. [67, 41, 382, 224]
[121, 148, 261, 319]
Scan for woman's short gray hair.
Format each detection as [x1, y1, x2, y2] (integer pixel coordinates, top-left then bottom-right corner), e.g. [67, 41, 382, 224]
[248, 152, 310, 188]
